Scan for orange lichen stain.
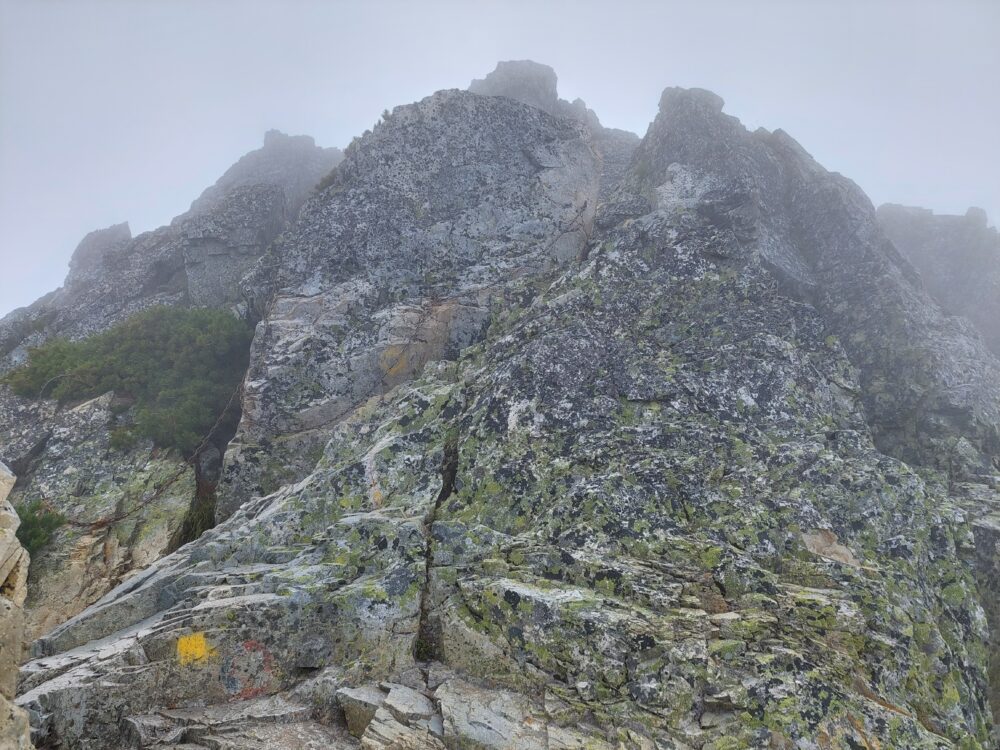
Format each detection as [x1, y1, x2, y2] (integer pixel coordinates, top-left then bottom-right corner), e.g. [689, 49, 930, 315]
[370, 480, 384, 508]
[379, 344, 410, 379]
[846, 715, 880, 750]
[176, 632, 216, 665]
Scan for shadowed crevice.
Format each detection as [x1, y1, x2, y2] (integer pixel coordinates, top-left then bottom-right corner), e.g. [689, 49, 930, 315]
[414, 428, 458, 661]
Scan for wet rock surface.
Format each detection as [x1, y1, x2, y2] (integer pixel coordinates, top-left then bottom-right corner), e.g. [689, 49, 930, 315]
[7, 62, 1000, 749]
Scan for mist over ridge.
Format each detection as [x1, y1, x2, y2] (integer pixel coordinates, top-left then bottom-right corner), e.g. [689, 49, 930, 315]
[2, 5, 1000, 749]
[1, 0, 998, 316]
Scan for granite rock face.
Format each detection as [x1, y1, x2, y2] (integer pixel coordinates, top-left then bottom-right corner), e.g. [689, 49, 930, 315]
[216, 89, 599, 519]
[9, 62, 1000, 750]
[625, 87, 1000, 477]
[0, 132, 341, 646]
[878, 203, 1000, 354]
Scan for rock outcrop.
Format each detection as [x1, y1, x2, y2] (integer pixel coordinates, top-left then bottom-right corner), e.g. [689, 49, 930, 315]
[1, 462, 33, 749]
[878, 203, 1000, 354]
[470, 60, 640, 204]
[8, 62, 1000, 749]
[625, 86, 1000, 476]
[1, 393, 196, 641]
[64, 223, 133, 292]
[216, 88, 600, 519]
[469, 59, 598, 127]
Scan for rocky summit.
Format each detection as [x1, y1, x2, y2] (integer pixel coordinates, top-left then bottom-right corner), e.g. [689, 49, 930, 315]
[2, 60, 1000, 749]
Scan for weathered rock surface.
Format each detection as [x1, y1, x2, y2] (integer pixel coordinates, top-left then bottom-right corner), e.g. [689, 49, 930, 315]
[1, 462, 33, 749]
[123, 693, 352, 749]
[336, 685, 386, 737]
[64, 223, 133, 292]
[624, 86, 1000, 477]
[879, 203, 1000, 355]
[9, 61, 1000, 750]
[217, 88, 599, 519]
[1, 392, 196, 640]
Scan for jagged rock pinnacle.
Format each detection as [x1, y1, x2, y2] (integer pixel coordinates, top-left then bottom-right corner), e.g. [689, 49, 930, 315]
[469, 59, 602, 131]
[66, 222, 132, 289]
[469, 59, 560, 112]
[879, 202, 1000, 353]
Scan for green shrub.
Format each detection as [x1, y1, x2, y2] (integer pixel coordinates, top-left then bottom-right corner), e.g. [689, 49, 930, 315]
[4, 306, 252, 456]
[14, 499, 66, 556]
[109, 426, 139, 452]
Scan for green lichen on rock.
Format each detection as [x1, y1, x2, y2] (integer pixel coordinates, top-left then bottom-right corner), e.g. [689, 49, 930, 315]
[10, 66, 1000, 750]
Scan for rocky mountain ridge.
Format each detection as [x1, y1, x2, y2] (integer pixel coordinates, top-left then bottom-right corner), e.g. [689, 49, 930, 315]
[0, 130, 341, 362]
[0, 131, 340, 644]
[3, 60, 1000, 749]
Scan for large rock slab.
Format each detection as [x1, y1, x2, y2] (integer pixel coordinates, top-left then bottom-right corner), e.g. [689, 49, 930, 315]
[123, 693, 354, 749]
[361, 706, 445, 750]
[336, 685, 386, 737]
[436, 678, 547, 750]
[0, 391, 194, 641]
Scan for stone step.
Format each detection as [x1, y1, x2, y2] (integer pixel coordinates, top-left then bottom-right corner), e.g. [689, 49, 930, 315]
[124, 694, 358, 749]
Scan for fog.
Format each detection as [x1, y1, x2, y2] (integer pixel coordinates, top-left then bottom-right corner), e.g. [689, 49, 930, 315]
[1, 0, 997, 316]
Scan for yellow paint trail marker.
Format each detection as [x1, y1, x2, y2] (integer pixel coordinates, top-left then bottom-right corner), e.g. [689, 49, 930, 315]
[176, 632, 216, 665]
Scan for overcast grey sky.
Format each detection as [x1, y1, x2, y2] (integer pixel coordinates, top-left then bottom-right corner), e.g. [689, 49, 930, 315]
[1, 0, 997, 316]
